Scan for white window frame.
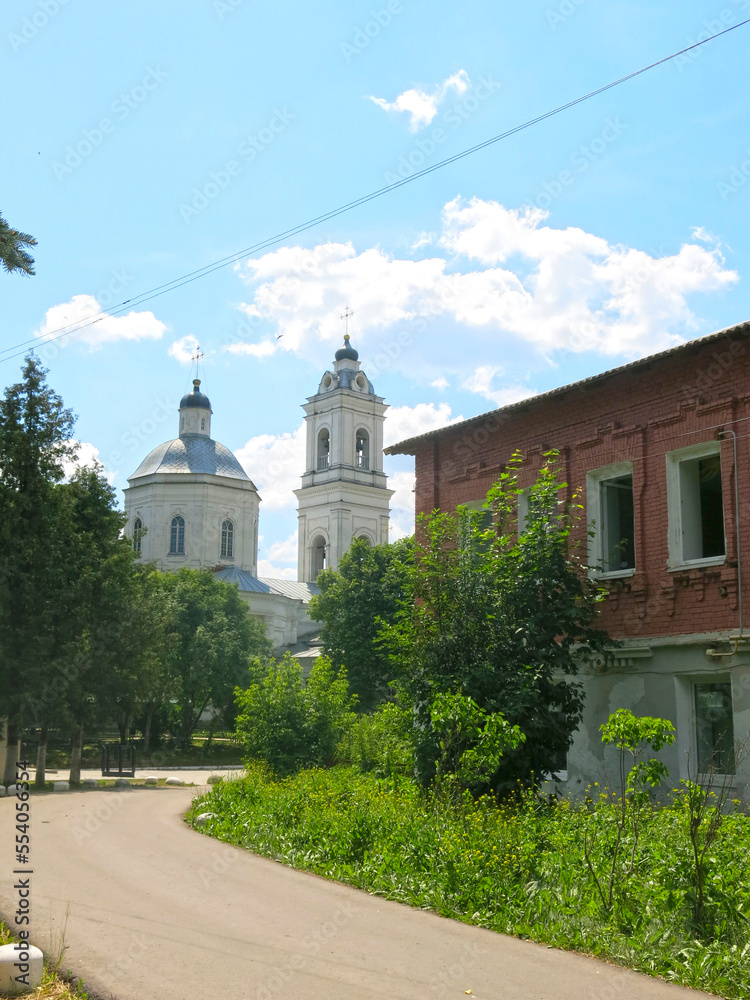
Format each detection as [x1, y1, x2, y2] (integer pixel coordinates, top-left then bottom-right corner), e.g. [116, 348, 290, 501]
[674, 674, 736, 784]
[665, 441, 726, 571]
[586, 461, 636, 579]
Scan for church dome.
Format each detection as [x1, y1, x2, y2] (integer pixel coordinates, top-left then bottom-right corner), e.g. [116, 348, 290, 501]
[180, 379, 212, 410]
[128, 436, 252, 482]
[335, 335, 359, 362]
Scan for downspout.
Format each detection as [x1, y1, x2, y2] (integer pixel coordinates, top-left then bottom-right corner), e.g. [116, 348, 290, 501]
[708, 429, 743, 656]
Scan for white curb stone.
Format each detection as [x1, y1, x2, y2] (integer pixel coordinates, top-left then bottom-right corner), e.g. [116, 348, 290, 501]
[165, 777, 183, 786]
[6, 785, 17, 795]
[0, 786, 6, 797]
[144, 776, 159, 785]
[114, 778, 131, 787]
[0, 941, 43, 994]
[195, 812, 216, 827]
[53, 781, 70, 792]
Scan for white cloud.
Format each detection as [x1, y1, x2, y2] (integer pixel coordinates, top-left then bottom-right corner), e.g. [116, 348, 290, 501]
[169, 335, 201, 364]
[384, 402, 462, 448]
[232, 197, 738, 379]
[35, 294, 166, 349]
[234, 422, 306, 510]
[461, 365, 536, 407]
[431, 377, 449, 390]
[370, 70, 471, 131]
[258, 531, 298, 579]
[225, 339, 278, 358]
[386, 467, 416, 541]
[62, 440, 117, 484]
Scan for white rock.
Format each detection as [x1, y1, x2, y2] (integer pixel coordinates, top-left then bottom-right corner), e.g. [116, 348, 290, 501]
[165, 777, 183, 786]
[53, 781, 70, 792]
[6, 785, 17, 795]
[144, 776, 159, 785]
[0, 786, 6, 797]
[195, 812, 216, 827]
[82, 779, 99, 789]
[0, 941, 44, 994]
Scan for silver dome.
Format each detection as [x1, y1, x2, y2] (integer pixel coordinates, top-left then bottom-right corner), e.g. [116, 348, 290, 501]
[129, 435, 252, 483]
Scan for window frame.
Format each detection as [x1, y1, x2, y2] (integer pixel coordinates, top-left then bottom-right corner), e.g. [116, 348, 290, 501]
[169, 514, 186, 556]
[665, 441, 726, 571]
[693, 678, 736, 779]
[132, 517, 143, 555]
[586, 461, 637, 580]
[220, 519, 234, 559]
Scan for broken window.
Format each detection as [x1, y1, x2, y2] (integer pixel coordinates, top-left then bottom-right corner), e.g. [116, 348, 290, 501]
[694, 681, 735, 775]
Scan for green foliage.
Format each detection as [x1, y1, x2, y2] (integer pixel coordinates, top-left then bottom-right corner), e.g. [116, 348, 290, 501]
[0, 211, 37, 275]
[155, 568, 272, 743]
[336, 701, 414, 778]
[430, 691, 524, 789]
[584, 709, 676, 911]
[234, 655, 356, 774]
[384, 452, 610, 795]
[308, 536, 413, 712]
[191, 766, 750, 999]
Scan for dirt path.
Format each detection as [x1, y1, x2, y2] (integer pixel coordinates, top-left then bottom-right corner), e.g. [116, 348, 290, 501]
[0, 789, 713, 1000]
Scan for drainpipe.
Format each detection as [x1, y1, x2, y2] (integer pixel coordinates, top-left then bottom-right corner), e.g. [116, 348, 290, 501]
[708, 429, 743, 656]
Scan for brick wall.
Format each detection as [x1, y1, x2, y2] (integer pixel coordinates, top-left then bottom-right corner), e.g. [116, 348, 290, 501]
[410, 326, 750, 641]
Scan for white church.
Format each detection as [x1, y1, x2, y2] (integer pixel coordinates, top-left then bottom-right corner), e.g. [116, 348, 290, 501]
[123, 335, 393, 659]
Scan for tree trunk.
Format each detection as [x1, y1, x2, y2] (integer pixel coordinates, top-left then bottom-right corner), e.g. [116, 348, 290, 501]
[3, 721, 20, 786]
[34, 727, 48, 789]
[69, 724, 84, 786]
[142, 704, 155, 752]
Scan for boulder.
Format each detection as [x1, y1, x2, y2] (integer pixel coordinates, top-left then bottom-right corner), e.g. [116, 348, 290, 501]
[0, 941, 43, 994]
[6, 785, 16, 795]
[53, 781, 70, 792]
[194, 812, 216, 827]
[81, 779, 99, 789]
[0, 786, 6, 797]
[143, 776, 159, 785]
[165, 777, 183, 786]
[114, 778, 131, 788]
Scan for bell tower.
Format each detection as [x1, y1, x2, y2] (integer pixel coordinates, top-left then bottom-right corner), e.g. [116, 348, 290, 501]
[295, 332, 393, 581]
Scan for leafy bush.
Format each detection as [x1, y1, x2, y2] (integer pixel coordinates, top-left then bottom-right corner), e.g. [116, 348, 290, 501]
[234, 654, 355, 775]
[336, 701, 414, 778]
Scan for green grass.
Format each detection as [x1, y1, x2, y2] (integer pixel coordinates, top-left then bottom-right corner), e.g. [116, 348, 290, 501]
[189, 766, 750, 999]
[0, 922, 88, 999]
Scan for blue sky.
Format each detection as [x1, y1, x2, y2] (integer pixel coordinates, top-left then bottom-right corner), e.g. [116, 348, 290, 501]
[2, 0, 749, 577]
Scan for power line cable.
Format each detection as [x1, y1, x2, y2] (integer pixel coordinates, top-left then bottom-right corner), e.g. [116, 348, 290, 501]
[3, 17, 749, 364]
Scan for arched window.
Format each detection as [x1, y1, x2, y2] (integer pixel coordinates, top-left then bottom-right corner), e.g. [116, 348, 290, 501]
[311, 535, 327, 578]
[357, 535, 371, 546]
[356, 429, 369, 469]
[132, 517, 143, 555]
[221, 519, 234, 559]
[317, 428, 330, 470]
[169, 515, 185, 555]
[201, 418, 205, 431]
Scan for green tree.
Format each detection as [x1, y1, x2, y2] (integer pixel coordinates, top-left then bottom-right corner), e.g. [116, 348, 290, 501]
[234, 654, 355, 774]
[155, 569, 271, 744]
[385, 453, 610, 797]
[0, 356, 76, 784]
[0, 212, 37, 275]
[308, 536, 413, 712]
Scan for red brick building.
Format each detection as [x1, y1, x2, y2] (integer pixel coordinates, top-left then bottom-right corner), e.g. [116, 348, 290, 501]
[387, 320, 750, 798]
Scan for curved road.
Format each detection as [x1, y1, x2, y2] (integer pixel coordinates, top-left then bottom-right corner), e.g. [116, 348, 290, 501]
[0, 788, 712, 1000]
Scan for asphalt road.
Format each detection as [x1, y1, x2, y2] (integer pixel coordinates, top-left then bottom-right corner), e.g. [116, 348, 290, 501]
[0, 788, 714, 1000]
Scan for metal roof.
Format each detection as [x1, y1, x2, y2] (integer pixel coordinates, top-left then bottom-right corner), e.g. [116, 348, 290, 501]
[385, 320, 750, 456]
[129, 435, 254, 483]
[259, 579, 321, 602]
[213, 568, 321, 602]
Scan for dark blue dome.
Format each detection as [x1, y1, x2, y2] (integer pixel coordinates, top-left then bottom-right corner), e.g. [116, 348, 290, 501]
[180, 379, 212, 409]
[335, 335, 359, 362]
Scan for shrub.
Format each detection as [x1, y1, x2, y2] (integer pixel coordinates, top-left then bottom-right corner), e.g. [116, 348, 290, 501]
[336, 701, 414, 778]
[234, 654, 355, 775]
